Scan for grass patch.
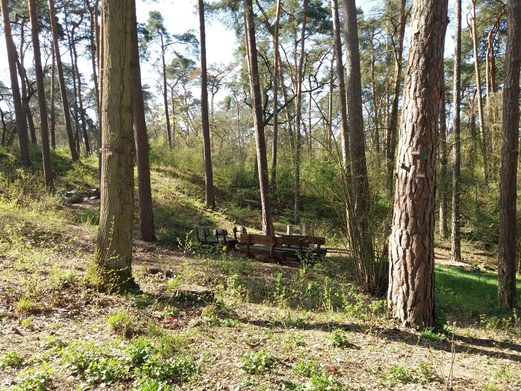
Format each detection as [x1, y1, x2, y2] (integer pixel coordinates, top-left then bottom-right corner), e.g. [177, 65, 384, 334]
[436, 265, 521, 324]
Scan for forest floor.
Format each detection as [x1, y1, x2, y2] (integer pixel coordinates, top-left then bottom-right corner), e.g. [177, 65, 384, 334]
[1, 155, 521, 391]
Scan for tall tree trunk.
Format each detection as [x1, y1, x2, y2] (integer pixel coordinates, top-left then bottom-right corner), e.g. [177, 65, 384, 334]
[1, 0, 31, 167]
[29, 0, 53, 189]
[131, 0, 156, 242]
[160, 34, 173, 149]
[438, 67, 449, 239]
[92, 0, 136, 291]
[198, 0, 215, 209]
[388, 0, 448, 328]
[88, 0, 100, 128]
[386, 0, 406, 195]
[65, 11, 81, 155]
[18, 18, 37, 146]
[451, 0, 462, 264]
[270, 0, 282, 193]
[293, 0, 308, 224]
[48, 0, 79, 161]
[50, 45, 56, 149]
[498, 0, 521, 309]
[470, 0, 489, 182]
[244, 0, 274, 236]
[342, 0, 379, 293]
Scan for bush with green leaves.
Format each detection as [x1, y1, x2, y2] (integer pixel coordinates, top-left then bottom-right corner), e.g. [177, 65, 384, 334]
[330, 329, 350, 348]
[13, 367, 53, 391]
[294, 359, 323, 378]
[385, 363, 439, 385]
[126, 337, 157, 367]
[107, 309, 136, 338]
[139, 355, 197, 384]
[239, 350, 277, 375]
[298, 373, 348, 391]
[132, 377, 174, 391]
[0, 351, 26, 369]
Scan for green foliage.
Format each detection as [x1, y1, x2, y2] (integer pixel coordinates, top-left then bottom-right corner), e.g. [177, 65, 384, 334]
[126, 338, 157, 367]
[294, 359, 323, 378]
[384, 363, 439, 386]
[329, 329, 350, 348]
[299, 373, 348, 391]
[239, 350, 277, 375]
[13, 367, 53, 391]
[132, 377, 174, 391]
[0, 351, 26, 369]
[139, 355, 197, 384]
[107, 309, 136, 338]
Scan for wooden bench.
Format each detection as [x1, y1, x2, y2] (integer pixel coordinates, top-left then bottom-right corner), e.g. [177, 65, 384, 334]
[195, 226, 246, 249]
[237, 233, 326, 261]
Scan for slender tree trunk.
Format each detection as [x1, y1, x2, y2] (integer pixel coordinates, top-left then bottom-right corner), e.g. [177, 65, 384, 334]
[270, 0, 282, 193]
[343, 0, 379, 293]
[92, 0, 136, 291]
[451, 0, 462, 264]
[88, 0, 100, 126]
[50, 45, 56, 149]
[388, 0, 448, 328]
[198, 0, 215, 209]
[293, 0, 308, 225]
[244, 0, 274, 236]
[471, 0, 489, 182]
[71, 31, 91, 155]
[386, 0, 406, 195]
[498, 0, 521, 309]
[65, 12, 81, 155]
[29, 0, 53, 189]
[160, 35, 173, 149]
[48, 0, 79, 161]
[1, 0, 31, 167]
[438, 69, 449, 239]
[18, 18, 37, 146]
[131, 0, 156, 242]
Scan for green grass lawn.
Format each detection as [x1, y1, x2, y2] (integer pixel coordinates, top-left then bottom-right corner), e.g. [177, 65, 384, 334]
[436, 265, 521, 325]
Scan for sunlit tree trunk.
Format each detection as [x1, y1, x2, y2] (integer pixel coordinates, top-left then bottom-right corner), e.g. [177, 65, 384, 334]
[451, 0, 462, 264]
[244, 0, 274, 236]
[438, 68, 449, 239]
[388, 0, 448, 328]
[498, 0, 521, 309]
[92, 0, 136, 291]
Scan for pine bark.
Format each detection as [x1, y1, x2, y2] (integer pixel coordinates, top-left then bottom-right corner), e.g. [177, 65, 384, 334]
[386, 0, 407, 195]
[342, 0, 380, 293]
[48, 0, 79, 161]
[198, 0, 215, 209]
[131, 0, 156, 242]
[498, 0, 521, 309]
[1, 0, 31, 167]
[451, 0, 462, 264]
[388, 0, 448, 328]
[29, 0, 53, 189]
[270, 0, 282, 193]
[92, 0, 136, 291]
[244, 0, 274, 236]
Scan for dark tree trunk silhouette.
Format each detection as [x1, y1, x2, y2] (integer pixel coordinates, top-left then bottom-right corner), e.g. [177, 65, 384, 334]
[131, 0, 156, 242]
[388, 0, 448, 328]
[48, 0, 79, 161]
[198, 0, 215, 209]
[498, 0, 521, 309]
[29, 0, 53, 189]
[1, 0, 31, 167]
[270, 0, 282, 193]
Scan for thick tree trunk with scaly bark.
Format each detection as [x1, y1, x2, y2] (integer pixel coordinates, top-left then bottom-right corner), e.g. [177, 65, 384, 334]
[388, 0, 448, 328]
